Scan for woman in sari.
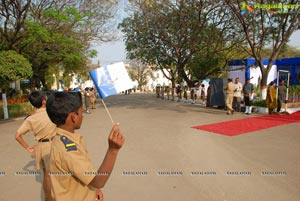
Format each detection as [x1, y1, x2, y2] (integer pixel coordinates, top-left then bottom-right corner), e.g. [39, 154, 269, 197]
[266, 81, 277, 115]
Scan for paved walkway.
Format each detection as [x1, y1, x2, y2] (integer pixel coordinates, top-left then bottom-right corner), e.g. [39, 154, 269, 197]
[0, 93, 299, 201]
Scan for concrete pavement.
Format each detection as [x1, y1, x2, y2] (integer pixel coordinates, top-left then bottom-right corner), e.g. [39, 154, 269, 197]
[0, 93, 299, 201]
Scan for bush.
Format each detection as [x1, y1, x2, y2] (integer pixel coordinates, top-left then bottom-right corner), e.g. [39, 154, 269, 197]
[289, 86, 300, 102]
[0, 102, 34, 119]
[252, 98, 266, 107]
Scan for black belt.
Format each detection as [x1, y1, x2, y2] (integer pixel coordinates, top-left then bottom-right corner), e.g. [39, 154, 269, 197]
[38, 138, 51, 142]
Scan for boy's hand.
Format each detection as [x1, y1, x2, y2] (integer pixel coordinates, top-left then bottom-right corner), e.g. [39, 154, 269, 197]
[96, 189, 104, 201]
[108, 123, 125, 151]
[26, 146, 36, 155]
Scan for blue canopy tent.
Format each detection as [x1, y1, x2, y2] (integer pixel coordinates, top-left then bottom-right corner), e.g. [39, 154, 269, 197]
[228, 57, 300, 86]
[227, 58, 274, 86]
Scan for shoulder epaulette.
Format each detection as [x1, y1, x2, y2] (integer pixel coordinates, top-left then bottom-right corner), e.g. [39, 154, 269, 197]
[60, 136, 77, 151]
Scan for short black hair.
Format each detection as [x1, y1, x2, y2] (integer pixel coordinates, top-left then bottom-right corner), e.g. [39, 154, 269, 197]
[29, 91, 46, 108]
[46, 92, 82, 126]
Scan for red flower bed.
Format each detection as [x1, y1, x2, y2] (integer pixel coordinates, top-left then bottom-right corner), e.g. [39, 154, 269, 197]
[0, 95, 29, 105]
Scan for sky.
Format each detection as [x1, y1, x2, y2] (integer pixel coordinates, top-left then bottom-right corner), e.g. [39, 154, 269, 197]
[94, 30, 300, 67]
[93, 39, 126, 66]
[288, 30, 300, 47]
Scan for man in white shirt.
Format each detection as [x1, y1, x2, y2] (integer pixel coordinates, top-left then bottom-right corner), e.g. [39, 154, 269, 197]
[233, 77, 243, 112]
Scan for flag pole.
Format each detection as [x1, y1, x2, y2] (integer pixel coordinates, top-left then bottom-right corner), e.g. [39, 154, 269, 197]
[101, 99, 114, 124]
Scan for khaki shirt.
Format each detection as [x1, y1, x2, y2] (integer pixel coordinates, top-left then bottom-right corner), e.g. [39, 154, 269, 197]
[17, 108, 56, 141]
[225, 82, 235, 94]
[50, 128, 97, 201]
[17, 107, 56, 169]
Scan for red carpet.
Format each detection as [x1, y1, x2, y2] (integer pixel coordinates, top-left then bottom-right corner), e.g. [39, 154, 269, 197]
[192, 112, 300, 136]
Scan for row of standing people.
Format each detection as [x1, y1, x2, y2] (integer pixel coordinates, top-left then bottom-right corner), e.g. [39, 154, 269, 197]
[225, 78, 286, 115]
[156, 83, 206, 104]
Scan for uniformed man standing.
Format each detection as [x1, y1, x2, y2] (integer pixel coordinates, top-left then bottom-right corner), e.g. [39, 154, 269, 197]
[46, 92, 125, 201]
[156, 84, 161, 98]
[166, 85, 170, 100]
[15, 91, 56, 201]
[224, 78, 235, 114]
[160, 84, 165, 99]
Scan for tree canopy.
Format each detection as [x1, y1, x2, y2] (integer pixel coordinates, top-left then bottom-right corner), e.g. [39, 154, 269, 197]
[0, 50, 32, 88]
[121, 0, 300, 89]
[120, 0, 246, 87]
[0, 0, 119, 89]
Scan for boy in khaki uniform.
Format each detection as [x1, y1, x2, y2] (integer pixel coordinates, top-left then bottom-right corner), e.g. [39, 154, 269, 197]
[15, 91, 56, 201]
[46, 92, 125, 201]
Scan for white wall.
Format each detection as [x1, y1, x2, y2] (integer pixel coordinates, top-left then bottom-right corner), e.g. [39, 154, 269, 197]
[145, 70, 171, 91]
[229, 65, 277, 87]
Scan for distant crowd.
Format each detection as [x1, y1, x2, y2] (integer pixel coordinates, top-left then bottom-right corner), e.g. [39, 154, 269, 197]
[156, 78, 286, 116]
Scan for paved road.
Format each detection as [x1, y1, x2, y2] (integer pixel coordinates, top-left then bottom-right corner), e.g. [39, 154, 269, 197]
[0, 93, 299, 201]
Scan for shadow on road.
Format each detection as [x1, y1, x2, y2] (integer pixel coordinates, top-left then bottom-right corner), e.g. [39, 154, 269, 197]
[23, 159, 44, 201]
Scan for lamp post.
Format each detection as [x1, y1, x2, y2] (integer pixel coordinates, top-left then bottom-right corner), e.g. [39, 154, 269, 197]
[2, 93, 8, 119]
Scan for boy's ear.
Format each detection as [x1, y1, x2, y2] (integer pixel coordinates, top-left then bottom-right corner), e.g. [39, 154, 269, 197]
[42, 98, 47, 106]
[70, 113, 76, 123]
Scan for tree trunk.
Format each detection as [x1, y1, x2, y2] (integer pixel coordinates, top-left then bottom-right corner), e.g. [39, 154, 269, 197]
[171, 78, 175, 101]
[178, 64, 193, 87]
[260, 65, 269, 100]
[2, 93, 9, 119]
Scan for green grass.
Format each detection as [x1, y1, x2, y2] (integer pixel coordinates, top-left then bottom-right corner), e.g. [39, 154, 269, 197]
[0, 102, 34, 119]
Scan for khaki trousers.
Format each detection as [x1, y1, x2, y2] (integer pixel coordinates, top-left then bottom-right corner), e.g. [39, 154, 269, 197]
[226, 93, 234, 112]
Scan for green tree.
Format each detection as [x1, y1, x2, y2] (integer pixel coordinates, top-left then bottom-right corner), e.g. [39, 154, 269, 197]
[261, 45, 300, 58]
[0, 50, 33, 91]
[1, 0, 119, 89]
